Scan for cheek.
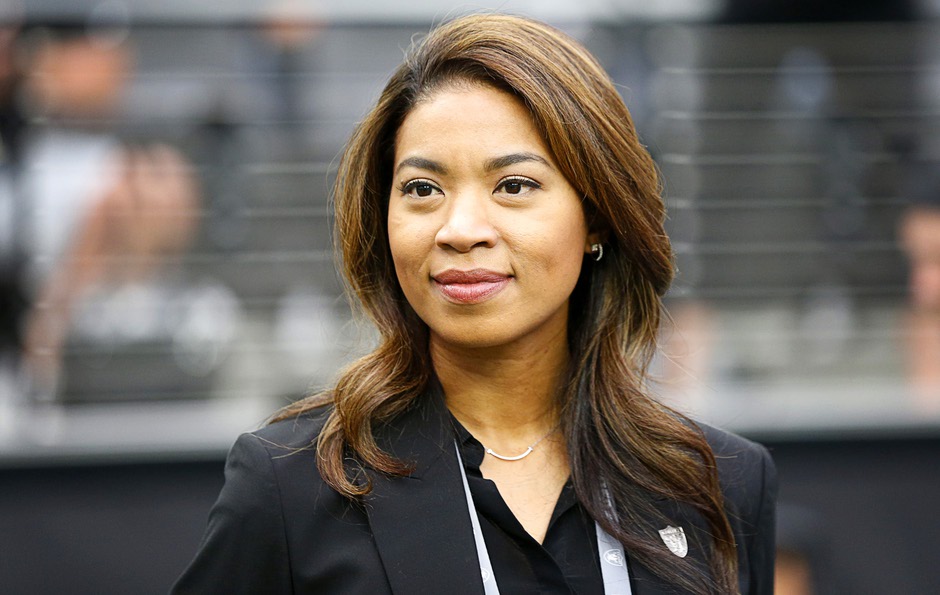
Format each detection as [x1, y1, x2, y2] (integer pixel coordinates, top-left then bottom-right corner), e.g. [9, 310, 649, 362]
[556, 217, 590, 288]
[387, 208, 432, 287]
[387, 213, 413, 275]
[549, 206, 588, 256]
[521, 212, 587, 280]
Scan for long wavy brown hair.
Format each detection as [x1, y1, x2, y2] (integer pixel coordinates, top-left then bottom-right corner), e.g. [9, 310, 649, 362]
[273, 13, 739, 594]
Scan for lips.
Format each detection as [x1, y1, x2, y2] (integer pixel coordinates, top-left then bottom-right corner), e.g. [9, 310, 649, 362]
[432, 268, 512, 304]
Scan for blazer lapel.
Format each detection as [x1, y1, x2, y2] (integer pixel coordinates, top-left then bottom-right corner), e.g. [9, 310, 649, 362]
[364, 388, 485, 595]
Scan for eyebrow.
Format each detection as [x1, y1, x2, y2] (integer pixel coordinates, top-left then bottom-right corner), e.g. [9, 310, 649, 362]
[484, 152, 552, 172]
[395, 157, 447, 176]
[394, 152, 553, 177]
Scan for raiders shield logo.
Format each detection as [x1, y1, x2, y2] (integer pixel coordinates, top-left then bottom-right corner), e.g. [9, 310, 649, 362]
[658, 525, 688, 558]
[603, 548, 625, 567]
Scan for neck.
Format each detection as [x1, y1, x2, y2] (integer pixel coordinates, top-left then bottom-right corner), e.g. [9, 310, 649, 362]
[432, 328, 569, 449]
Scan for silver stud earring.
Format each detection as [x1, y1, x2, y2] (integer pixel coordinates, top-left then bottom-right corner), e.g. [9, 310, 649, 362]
[590, 243, 603, 262]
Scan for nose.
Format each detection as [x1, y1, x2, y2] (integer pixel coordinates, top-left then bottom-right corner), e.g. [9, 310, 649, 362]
[434, 191, 499, 253]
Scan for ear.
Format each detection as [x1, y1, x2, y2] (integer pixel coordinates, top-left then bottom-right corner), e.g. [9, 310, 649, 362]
[583, 231, 606, 255]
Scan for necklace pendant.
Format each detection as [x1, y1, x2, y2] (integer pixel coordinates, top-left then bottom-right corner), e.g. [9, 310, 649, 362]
[485, 446, 534, 461]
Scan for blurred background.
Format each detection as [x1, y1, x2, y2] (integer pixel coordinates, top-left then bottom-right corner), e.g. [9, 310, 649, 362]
[1, 0, 939, 593]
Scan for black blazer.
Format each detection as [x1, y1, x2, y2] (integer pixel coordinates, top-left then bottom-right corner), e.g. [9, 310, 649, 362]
[172, 393, 776, 594]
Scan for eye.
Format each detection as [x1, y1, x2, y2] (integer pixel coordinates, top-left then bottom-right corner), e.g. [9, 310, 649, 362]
[495, 176, 540, 196]
[400, 178, 443, 199]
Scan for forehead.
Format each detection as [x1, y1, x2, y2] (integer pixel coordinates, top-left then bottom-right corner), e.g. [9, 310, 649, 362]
[393, 85, 550, 161]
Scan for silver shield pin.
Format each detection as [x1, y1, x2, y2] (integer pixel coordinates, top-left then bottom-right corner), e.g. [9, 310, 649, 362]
[658, 525, 688, 558]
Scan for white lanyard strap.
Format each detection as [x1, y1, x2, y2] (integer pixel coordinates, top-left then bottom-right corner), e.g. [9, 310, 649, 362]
[455, 441, 501, 594]
[453, 441, 632, 595]
[596, 520, 634, 595]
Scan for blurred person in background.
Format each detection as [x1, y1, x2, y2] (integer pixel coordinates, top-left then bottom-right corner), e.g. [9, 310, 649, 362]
[5, 11, 200, 397]
[0, 8, 28, 406]
[772, 504, 837, 595]
[899, 168, 940, 411]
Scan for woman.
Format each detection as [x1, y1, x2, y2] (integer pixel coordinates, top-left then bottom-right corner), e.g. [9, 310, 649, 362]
[173, 14, 775, 595]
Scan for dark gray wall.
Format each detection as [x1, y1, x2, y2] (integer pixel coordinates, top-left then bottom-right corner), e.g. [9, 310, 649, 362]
[2, 435, 939, 594]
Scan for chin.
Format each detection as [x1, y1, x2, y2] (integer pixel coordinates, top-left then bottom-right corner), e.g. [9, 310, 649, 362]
[432, 330, 510, 351]
[427, 319, 517, 350]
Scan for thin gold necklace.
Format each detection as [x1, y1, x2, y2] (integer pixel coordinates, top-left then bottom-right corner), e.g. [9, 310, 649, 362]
[483, 423, 560, 461]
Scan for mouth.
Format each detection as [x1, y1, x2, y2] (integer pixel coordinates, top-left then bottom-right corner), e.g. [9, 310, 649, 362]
[431, 268, 512, 304]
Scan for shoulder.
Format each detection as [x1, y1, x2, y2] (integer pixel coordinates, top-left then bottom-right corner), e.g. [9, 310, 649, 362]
[227, 403, 373, 530]
[695, 422, 777, 594]
[172, 406, 352, 594]
[214, 406, 333, 507]
[247, 405, 333, 452]
[697, 420, 765, 455]
[697, 423, 777, 504]
[696, 421, 775, 491]
[220, 405, 339, 500]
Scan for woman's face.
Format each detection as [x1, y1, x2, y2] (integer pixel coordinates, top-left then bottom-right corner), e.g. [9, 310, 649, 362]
[388, 84, 594, 352]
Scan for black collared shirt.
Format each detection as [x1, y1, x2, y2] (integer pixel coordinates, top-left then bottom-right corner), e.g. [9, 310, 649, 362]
[453, 420, 606, 595]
